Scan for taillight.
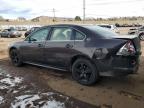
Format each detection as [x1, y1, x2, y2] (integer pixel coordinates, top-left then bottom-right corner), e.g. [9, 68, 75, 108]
[117, 41, 136, 56]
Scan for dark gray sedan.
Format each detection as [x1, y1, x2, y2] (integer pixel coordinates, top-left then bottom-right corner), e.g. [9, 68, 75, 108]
[0, 29, 22, 38]
[8, 24, 141, 85]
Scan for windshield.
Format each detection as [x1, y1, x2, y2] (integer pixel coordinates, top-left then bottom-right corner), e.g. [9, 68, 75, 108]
[83, 25, 118, 38]
[11, 29, 16, 31]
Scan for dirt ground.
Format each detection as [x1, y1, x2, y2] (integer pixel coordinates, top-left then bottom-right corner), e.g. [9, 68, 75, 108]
[0, 30, 144, 108]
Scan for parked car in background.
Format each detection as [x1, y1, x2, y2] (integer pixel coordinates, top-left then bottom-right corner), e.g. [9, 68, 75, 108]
[128, 28, 138, 35]
[97, 24, 120, 33]
[9, 24, 141, 85]
[24, 27, 40, 37]
[136, 26, 144, 41]
[0, 29, 22, 38]
[128, 26, 144, 41]
[16, 27, 27, 31]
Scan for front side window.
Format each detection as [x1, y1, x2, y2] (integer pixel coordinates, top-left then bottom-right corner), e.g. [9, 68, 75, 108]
[50, 27, 72, 41]
[26, 28, 49, 42]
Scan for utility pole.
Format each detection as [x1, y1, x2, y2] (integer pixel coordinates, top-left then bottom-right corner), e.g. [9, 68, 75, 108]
[83, 0, 85, 23]
[53, 8, 56, 22]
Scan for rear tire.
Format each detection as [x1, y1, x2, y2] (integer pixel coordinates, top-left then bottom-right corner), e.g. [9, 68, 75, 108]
[72, 58, 99, 85]
[10, 49, 23, 67]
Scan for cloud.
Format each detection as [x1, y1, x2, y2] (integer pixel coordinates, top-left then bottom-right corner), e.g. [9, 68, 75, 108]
[0, 0, 32, 18]
[0, 0, 144, 19]
[0, 8, 31, 14]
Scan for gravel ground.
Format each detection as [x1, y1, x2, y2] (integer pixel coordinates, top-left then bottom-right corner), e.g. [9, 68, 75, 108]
[0, 35, 144, 108]
[0, 58, 97, 108]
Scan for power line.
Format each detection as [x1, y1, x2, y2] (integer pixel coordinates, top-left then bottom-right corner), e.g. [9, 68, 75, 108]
[83, 0, 85, 23]
[86, 0, 143, 6]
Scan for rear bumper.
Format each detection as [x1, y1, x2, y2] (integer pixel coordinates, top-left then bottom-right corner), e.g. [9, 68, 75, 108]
[93, 55, 140, 77]
[104, 65, 139, 76]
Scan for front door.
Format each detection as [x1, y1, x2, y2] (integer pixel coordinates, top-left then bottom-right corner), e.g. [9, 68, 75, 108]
[20, 27, 50, 64]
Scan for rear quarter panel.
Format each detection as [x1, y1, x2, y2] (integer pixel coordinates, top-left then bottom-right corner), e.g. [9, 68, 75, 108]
[76, 38, 127, 59]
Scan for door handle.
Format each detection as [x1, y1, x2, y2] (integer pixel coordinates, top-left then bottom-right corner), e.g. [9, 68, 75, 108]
[38, 44, 44, 47]
[65, 44, 73, 48]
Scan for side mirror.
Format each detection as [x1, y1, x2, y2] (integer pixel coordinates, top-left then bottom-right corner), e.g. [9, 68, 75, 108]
[29, 37, 37, 42]
[28, 37, 31, 43]
[26, 36, 37, 43]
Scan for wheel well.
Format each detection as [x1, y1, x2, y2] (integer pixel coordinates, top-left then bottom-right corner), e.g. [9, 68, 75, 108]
[71, 55, 92, 67]
[70, 55, 98, 73]
[9, 47, 17, 54]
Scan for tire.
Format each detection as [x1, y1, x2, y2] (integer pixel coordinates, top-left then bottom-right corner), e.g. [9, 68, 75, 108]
[72, 58, 99, 85]
[139, 34, 144, 41]
[8, 34, 11, 38]
[10, 49, 23, 67]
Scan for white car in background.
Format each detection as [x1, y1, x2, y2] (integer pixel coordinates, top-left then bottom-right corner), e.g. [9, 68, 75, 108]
[97, 24, 120, 33]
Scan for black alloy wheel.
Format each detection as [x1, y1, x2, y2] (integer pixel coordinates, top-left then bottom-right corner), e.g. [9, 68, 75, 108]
[72, 58, 99, 85]
[10, 49, 23, 66]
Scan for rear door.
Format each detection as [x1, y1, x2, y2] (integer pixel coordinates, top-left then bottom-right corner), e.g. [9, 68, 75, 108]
[44, 27, 75, 69]
[20, 27, 50, 63]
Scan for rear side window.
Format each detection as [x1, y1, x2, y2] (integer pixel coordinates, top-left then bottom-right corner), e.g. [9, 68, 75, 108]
[74, 30, 85, 40]
[50, 27, 72, 41]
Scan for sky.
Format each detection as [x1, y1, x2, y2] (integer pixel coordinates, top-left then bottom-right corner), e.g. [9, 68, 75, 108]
[0, 0, 144, 19]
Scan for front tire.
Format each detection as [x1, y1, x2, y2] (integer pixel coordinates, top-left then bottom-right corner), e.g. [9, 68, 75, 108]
[8, 34, 11, 38]
[72, 58, 99, 85]
[10, 49, 23, 67]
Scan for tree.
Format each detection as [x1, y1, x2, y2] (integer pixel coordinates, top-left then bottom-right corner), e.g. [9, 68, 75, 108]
[115, 23, 120, 27]
[75, 16, 82, 21]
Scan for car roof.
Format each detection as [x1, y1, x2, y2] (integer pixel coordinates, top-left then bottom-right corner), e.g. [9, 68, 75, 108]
[43, 24, 83, 28]
[43, 24, 100, 31]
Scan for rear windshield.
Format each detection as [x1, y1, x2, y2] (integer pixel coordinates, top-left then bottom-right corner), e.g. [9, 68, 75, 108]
[83, 25, 118, 38]
[98, 25, 111, 29]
